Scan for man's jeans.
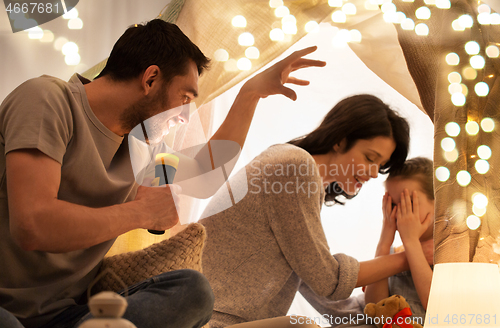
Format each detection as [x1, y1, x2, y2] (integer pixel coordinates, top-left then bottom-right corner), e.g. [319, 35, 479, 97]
[1, 269, 214, 328]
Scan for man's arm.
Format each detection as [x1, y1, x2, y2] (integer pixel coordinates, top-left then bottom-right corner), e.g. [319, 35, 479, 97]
[7, 149, 180, 253]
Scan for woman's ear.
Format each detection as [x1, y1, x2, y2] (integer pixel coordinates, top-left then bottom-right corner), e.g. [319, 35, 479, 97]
[333, 138, 347, 153]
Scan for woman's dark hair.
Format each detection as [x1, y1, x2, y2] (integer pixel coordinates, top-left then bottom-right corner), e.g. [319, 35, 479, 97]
[289, 94, 410, 206]
[95, 19, 210, 85]
[386, 157, 434, 200]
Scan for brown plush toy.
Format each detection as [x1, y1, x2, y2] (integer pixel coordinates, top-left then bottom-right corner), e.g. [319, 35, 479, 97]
[364, 295, 423, 328]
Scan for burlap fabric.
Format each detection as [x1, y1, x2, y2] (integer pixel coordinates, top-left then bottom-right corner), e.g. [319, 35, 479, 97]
[395, 0, 500, 264]
[93, 223, 206, 293]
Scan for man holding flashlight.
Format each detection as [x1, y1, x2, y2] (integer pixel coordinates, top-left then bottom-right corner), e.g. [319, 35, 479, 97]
[0, 19, 325, 328]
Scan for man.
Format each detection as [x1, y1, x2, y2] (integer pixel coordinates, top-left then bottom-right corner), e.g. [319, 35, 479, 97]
[0, 19, 325, 328]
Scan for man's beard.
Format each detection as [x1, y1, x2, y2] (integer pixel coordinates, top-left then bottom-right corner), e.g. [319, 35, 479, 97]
[120, 86, 169, 135]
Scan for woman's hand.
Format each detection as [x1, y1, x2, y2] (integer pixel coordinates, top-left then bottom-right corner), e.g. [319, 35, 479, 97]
[396, 189, 432, 243]
[378, 192, 397, 248]
[240, 46, 326, 101]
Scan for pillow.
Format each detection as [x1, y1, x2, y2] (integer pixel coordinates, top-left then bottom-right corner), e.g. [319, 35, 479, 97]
[93, 223, 206, 293]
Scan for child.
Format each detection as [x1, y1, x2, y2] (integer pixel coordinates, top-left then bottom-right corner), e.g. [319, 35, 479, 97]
[364, 157, 434, 323]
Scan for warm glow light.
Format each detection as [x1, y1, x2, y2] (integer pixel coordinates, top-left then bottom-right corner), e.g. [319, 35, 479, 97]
[415, 23, 429, 36]
[328, 0, 343, 7]
[63, 8, 78, 19]
[269, 0, 283, 8]
[350, 29, 362, 43]
[332, 29, 351, 48]
[473, 205, 486, 217]
[238, 32, 255, 46]
[245, 47, 260, 59]
[401, 18, 415, 30]
[478, 13, 491, 25]
[381, 3, 396, 13]
[472, 193, 488, 208]
[40, 30, 54, 43]
[416, 7, 431, 20]
[365, 1, 379, 10]
[436, 0, 451, 9]
[424, 0, 435, 3]
[481, 118, 495, 132]
[54, 37, 68, 51]
[456, 170, 471, 186]
[466, 121, 480, 135]
[452, 19, 465, 31]
[64, 53, 81, 66]
[342, 3, 357, 15]
[444, 149, 459, 162]
[395, 12, 407, 24]
[451, 93, 466, 106]
[462, 67, 477, 80]
[478, 4, 491, 14]
[214, 49, 229, 62]
[448, 72, 462, 83]
[232, 15, 247, 28]
[475, 159, 490, 174]
[305, 21, 320, 33]
[466, 215, 481, 230]
[441, 137, 456, 152]
[465, 41, 480, 55]
[28, 26, 43, 39]
[383, 12, 398, 23]
[448, 83, 462, 95]
[491, 13, 500, 25]
[224, 59, 238, 71]
[486, 45, 500, 58]
[446, 53, 460, 65]
[461, 84, 468, 96]
[62, 41, 79, 55]
[270, 28, 285, 41]
[459, 14, 473, 28]
[282, 22, 298, 34]
[237, 58, 251, 71]
[332, 10, 347, 23]
[475, 82, 489, 96]
[470, 55, 485, 69]
[68, 18, 83, 30]
[477, 145, 492, 160]
[445, 122, 460, 137]
[275, 6, 290, 17]
[436, 167, 450, 182]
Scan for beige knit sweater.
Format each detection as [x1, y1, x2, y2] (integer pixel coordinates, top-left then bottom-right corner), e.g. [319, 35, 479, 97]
[200, 144, 360, 327]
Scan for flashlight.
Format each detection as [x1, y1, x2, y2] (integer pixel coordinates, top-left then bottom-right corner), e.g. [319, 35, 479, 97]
[148, 153, 179, 235]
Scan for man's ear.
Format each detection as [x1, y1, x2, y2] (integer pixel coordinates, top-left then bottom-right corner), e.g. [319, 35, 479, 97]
[141, 65, 161, 96]
[333, 138, 347, 153]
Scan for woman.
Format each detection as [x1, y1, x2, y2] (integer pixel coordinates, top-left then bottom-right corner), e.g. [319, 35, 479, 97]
[200, 94, 416, 328]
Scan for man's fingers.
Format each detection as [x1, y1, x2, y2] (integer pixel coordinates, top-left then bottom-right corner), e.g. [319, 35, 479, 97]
[285, 77, 310, 86]
[280, 86, 297, 100]
[290, 58, 327, 71]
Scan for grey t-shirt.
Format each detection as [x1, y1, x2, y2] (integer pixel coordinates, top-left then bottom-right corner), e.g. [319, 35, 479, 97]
[0, 74, 138, 328]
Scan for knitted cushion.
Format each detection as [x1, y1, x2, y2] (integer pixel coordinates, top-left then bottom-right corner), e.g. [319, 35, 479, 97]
[93, 223, 206, 293]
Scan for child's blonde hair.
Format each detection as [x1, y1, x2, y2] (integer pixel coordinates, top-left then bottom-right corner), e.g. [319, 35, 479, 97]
[386, 157, 434, 200]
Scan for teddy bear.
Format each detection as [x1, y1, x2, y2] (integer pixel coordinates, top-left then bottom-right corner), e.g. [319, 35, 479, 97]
[364, 294, 423, 328]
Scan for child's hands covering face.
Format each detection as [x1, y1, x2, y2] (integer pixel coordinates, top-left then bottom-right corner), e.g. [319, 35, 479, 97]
[380, 192, 397, 245]
[396, 189, 432, 243]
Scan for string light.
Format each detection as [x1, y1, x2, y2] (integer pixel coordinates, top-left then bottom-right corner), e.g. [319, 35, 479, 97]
[475, 82, 489, 96]
[332, 11, 347, 23]
[478, 13, 491, 25]
[305, 21, 320, 33]
[451, 93, 466, 106]
[40, 30, 54, 43]
[245, 47, 260, 59]
[328, 0, 343, 7]
[441, 137, 456, 151]
[401, 18, 415, 30]
[456, 170, 471, 187]
[232, 15, 247, 28]
[416, 7, 431, 20]
[237, 58, 252, 71]
[473, 205, 486, 217]
[486, 45, 499, 58]
[342, 3, 357, 15]
[224, 59, 238, 71]
[452, 19, 465, 31]
[275, 6, 289, 17]
[491, 13, 500, 25]
[415, 23, 429, 36]
[477, 145, 492, 160]
[350, 29, 362, 43]
[68, 18, 83, 30]
[462, 67, 477, 80]
[62, 8, 78, 20]
[436, 166, 450, 182]
[448, 72, 462, 83]
[465, 41, 480, 55]
[445, 122, 460, 137]
[214, 49, 229, 62]
[465, 121, 480, 135]
[481, 118, 495, 132]
[466, 215, 481, 230]
[458, 14, 474, 28]
[27, 26, 43, 39]
[269, 0, 283, 8]
[436, 0, 451, 9]
[475, 159, 490, 174]
[444, 149, 459, 162]
[446, 53, 460, 65]
[238, 32, 255, 46]
[269, 28, 285, 41]
[470, 55, 486, 69]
